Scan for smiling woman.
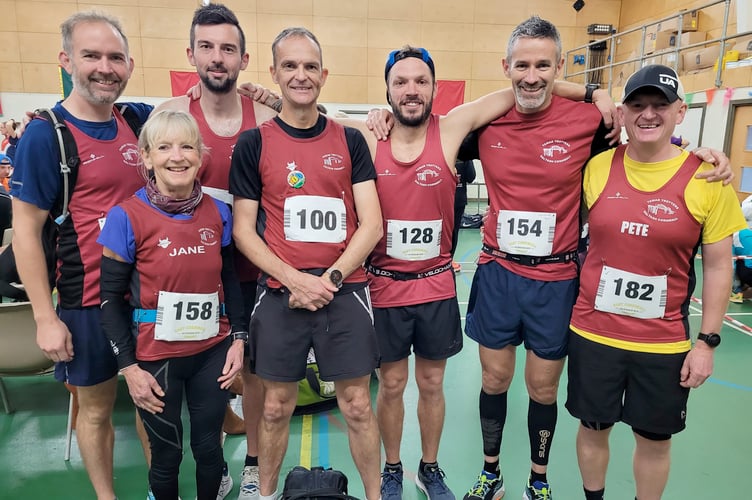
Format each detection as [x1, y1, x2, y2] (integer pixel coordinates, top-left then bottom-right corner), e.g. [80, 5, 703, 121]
[97, 109, 248, 499]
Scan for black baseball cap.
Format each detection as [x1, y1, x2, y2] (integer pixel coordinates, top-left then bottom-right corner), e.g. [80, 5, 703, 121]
[622, 64, 685, 103]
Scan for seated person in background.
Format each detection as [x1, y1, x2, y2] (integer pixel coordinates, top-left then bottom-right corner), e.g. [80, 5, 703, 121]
[99, 110, 247, 500]
[731, 197, 752, 303]
[0, 153, 11, 192]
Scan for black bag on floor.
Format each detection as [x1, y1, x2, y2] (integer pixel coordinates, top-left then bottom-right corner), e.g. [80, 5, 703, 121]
[281, 466, 359, 500]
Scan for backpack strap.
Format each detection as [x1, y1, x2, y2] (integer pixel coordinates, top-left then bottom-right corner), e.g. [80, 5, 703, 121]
[115, 103, 143, 137]
[34, 108, 79, 225]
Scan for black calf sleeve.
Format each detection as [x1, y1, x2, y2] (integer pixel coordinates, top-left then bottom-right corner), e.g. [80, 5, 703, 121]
[528, 399, 557, 466]
[479, 390, 507, 457]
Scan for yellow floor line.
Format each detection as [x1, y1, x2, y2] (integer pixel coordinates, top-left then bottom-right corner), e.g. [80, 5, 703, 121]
[300, 413, 313, 468]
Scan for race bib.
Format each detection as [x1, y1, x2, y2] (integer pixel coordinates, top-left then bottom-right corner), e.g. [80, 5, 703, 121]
[496, 210, 556, 256]
[594, 265, 667, 319]
[284, 196, 346, 243]
[386, 219, 442, 261]
[154, 291, 220, 341]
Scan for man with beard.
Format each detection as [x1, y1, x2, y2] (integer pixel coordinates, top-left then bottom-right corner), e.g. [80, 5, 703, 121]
[364, 46, 618, 500]
[10, 11, 152, 500]
[154, 5, 276, 498]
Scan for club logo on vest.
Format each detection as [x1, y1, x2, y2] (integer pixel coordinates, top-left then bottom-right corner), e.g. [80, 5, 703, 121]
[199, 227, 218, 246]
[644, 198, 679, 222]
[321, 153, 345, 171]
[415, 163, 442, 187]
[286, 161, 305, 188]
[119, 143, 141, 167]
[540, 140, 572, 164]
[157, 237, 171, 249]
[490, 141, 506, 149]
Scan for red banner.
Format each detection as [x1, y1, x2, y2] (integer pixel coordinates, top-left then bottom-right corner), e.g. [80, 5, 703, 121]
[434, 80, 466, 115]
[170, 71, 200, 97]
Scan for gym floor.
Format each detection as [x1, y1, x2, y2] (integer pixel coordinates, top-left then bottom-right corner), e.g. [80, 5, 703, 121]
[1, 228, 750, 500]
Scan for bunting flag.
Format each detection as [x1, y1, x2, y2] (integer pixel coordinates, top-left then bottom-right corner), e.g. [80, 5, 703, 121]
[434, 80, 466, 115]
[58, 66, 73, 99]
[685, 92, 694, 105]
[705, 88, 716, 105]
[723, 87, 734, 106]
[170, 71, 200, 97]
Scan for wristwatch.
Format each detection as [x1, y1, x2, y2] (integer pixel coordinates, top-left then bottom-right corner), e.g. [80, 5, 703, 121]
[231, 331, 249, 344]
[697, 332, 721, 348]
[329, 269, 343, 289]
[584, 83, 600, 103]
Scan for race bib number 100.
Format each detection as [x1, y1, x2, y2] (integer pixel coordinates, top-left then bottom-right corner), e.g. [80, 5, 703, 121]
[154, 291, 220, 341]
[284, 195, 347, 243]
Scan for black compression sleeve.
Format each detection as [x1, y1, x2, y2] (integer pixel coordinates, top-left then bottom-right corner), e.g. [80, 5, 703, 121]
[221, 244, 247, 333]
[100, 255, 137, 370]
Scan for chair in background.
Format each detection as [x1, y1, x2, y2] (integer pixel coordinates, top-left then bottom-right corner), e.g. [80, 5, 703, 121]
[0, 301, 54, 414]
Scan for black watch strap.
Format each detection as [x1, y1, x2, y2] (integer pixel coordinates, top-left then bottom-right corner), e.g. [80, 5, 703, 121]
[231, 331, 249, 343]
[697, 332, 721, 348]
[584, 84, 599, 104]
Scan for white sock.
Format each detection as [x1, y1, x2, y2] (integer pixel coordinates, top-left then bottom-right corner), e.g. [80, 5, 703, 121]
[259, 491, 279, 500]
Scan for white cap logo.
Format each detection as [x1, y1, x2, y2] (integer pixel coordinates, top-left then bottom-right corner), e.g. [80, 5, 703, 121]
[659, 74, 677, 89]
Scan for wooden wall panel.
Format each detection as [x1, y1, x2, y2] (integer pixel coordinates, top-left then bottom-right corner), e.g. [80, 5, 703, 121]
[1, 0, 743, 103]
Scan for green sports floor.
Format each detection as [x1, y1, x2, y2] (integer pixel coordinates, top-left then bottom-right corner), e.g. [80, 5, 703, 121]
[1, 228, 751, 500]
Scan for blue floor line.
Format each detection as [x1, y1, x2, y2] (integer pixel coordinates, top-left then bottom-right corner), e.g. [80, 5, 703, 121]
[318, 414, 330, 469]
[707, 377, 752, 392]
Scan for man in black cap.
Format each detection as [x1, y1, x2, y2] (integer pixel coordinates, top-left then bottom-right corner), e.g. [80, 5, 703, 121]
[565, 64, 746, 500]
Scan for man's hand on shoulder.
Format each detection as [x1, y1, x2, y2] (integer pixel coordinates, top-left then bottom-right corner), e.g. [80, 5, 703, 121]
[365, 108, 394, 141]
[692, 147, 734, 185]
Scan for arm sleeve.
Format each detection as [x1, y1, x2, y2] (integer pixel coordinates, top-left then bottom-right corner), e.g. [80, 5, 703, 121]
[344, 126, 377, 184]
[100, 256, 137, 370]
[229, 129, 263, 201]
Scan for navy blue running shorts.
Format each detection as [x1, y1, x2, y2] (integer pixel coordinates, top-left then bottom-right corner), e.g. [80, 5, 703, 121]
[465, 261, 577, 360]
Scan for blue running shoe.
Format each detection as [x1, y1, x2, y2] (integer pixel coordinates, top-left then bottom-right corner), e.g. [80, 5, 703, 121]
[523, 477, 552, 500]
[381, 465, 404, 500]
[462, 470, 505, 500]
[416, 463, 455, 500]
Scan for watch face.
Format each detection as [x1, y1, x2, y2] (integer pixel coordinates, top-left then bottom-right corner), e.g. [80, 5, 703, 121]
[700, 333, 721, 347]
[330, 269, 343, 287]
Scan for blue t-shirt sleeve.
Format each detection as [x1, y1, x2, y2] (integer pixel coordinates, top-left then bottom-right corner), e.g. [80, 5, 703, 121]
[120, 102, 153, 126]
[97, 205, 136, 263]
[10, 117, 61, 210]
[212, 198, 234, 247]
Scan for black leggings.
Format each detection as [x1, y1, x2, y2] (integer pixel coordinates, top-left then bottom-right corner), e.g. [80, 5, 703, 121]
[137, 338, 230, 500]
